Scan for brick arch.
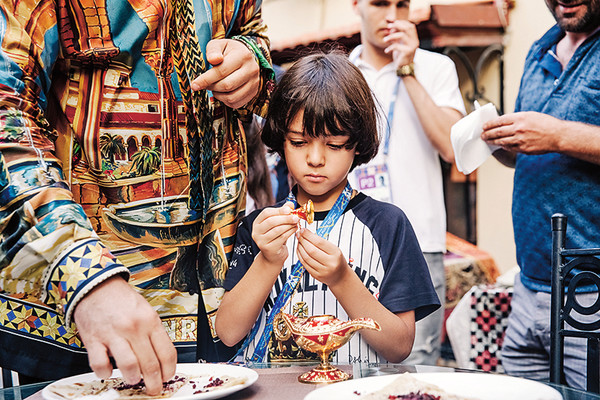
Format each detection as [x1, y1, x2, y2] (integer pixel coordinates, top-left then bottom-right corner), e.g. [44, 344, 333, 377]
[127, 136, 139, 160]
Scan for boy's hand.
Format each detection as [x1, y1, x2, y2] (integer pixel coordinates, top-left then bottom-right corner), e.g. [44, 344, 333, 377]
[296, 228, 351, 287]
[252, 202, 299, 266]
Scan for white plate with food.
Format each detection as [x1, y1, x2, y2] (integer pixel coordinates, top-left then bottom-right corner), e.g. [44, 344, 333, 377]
[304, 372, 563, 400]
[42, 363, 258, 400]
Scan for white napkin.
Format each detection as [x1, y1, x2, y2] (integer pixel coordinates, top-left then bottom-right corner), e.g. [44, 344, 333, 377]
[451, 102, 500, 175]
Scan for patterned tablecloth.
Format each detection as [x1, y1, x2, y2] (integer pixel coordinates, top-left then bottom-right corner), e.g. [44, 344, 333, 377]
[468, 284, 513, 372]
[443, 233, 513, 372]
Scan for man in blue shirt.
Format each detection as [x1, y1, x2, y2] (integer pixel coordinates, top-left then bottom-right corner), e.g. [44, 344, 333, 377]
[481, 0, 600, 389]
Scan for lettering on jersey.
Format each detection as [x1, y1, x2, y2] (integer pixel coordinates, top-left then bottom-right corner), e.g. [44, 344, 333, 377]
[366, 276, 379, 294]
[274, 268, 287, 296]
[348, 355, 363, 364]
[234, 243, 253, 257]
[162, 317, 197, 341]
[354, 267, 367, 282]
[354, 265, 379, 294]
[297, 272, 318, 292]
[263, 296, 274, 314]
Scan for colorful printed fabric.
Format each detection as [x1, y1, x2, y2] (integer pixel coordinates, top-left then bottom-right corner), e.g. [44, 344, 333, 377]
[0, 0, 274, 378]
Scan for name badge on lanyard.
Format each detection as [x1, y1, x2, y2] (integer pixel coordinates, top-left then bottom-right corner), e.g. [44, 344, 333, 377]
[353, 164, 392, 203]
[352, 76, 401, 203]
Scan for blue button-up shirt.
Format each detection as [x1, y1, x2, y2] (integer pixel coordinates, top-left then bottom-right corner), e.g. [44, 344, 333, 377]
[512, 25, 600, 292]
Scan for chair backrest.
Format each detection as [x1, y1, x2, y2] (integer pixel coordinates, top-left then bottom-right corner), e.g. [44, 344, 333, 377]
[550, 213, 600, 393]
[0, 367, 16, 388]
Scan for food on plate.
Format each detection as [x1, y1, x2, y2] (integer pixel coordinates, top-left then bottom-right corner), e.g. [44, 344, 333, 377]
[47, 374, 189, 399]
[355, 373, 476, 400]
[190, 375, 248, 394]
[47, 373, 248, 399]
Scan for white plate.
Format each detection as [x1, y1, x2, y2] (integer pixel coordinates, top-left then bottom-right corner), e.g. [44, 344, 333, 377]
[42, 363, 258, 400]
[304, 372, 563, 400]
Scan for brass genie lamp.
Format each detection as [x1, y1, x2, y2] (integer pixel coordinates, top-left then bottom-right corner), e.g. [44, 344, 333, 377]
[273, 313, 381, 383]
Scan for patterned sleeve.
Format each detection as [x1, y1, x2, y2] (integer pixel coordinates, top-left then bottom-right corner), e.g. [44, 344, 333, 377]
[0, 3, 129, 326]
[229, 4, 276, 117]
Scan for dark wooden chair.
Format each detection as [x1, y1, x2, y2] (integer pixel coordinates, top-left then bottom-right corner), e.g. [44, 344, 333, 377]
[551, 213, 600, 393]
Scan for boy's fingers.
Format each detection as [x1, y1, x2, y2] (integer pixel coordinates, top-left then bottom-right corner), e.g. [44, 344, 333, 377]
[281, 201, 295, 213]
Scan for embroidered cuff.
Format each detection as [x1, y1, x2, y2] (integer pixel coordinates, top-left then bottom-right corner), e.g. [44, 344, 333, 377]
[44, 238, 130, 326]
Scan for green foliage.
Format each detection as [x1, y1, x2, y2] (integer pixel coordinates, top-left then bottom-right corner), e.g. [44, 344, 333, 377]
[129, 146, 161, 176]
[100, 133, 126, 164]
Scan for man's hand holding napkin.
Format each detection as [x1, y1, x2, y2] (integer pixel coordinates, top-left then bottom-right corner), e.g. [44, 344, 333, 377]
[450, 102, 501, 175]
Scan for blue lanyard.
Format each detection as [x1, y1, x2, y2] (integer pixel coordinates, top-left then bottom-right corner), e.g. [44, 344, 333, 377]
[234, 183, 353, 362]
[383, 78, 402, 156]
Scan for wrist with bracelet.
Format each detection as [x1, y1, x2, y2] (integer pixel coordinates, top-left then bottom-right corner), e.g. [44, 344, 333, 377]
[396, 62, 415, 77]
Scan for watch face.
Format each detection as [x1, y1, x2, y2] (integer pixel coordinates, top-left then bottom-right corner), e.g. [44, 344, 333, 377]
[396, 63, 415, 77]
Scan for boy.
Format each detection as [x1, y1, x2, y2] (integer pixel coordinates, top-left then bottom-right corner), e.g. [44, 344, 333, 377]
[215, 52, 440, 364]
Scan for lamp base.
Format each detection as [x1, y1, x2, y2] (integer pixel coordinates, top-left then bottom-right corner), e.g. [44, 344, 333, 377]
[298, 364, 352, 384]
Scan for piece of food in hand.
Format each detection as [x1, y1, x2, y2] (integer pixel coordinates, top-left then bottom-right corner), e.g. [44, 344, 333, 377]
[356, 373, 476, 400]
[291, 200, 314, 224]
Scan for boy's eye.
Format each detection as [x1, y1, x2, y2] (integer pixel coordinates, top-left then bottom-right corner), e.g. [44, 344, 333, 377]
[289, 140, 306, 147]
[328, 143, 345, 150]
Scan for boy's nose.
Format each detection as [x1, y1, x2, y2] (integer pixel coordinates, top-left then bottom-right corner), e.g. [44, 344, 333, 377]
[306, 145, 325, 166]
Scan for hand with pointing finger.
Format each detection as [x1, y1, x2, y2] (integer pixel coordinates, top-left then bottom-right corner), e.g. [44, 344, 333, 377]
[191, 39, 260, 109]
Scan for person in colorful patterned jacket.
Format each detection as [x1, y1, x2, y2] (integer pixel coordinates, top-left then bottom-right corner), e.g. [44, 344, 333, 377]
[0, 0, 274, 394]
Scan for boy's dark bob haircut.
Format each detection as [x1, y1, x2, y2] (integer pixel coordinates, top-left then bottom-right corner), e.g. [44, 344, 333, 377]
[261, 51, 380, 171]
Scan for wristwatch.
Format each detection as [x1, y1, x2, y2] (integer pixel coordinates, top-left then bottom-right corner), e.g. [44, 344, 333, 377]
[396, 63, 415, 77]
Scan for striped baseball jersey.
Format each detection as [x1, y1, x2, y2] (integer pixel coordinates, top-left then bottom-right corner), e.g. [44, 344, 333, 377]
[224, 192, 441, 364]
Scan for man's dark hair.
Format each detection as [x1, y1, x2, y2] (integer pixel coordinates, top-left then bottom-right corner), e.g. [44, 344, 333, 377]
[261, 51, 380, 171]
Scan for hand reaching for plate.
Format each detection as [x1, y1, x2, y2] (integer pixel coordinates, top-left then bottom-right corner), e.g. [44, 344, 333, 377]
[73, 276, 177, 396]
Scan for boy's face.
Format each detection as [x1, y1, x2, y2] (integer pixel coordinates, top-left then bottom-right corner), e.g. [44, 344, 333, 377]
[353, 0, 410, 51]
[284, 110, 357, 210]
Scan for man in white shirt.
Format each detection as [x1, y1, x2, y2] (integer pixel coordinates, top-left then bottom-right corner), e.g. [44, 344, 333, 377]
[350, 0, 466, 365]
